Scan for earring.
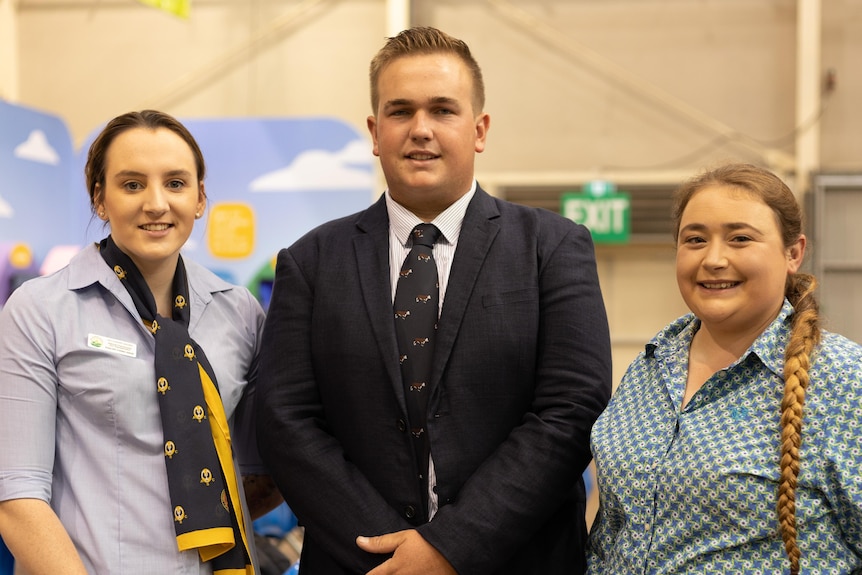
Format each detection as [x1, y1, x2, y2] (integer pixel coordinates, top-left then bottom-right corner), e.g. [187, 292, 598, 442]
[98, 210, 106, 219]
[195, 212, 201, 219]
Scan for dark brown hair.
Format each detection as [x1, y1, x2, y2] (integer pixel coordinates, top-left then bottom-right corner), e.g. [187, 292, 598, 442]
[84, 110, 206, 214]
[672, 163, 820, 575]
[369, 26, 485, 115]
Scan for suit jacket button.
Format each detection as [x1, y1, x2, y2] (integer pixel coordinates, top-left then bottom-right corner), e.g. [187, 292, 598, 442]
[397, 419, 407, 432]
[404, 505, 416, 519]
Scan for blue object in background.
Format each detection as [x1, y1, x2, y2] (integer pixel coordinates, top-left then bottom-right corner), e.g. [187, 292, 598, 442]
[253, 501, 298, 539]
[583, 467, 594, 496]
[0, 101, 76, 266]
[76, 116, 375, 288]
[0, 534, 14, 575]
[1, 101, 374, 308]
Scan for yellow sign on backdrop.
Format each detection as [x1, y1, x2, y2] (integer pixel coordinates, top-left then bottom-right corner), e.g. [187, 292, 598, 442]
[9, 243, 33, 269]
[207, 203, 255, 259]
[136, 0, 190, 19]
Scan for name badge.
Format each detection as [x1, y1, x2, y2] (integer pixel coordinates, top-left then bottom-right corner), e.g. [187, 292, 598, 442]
[87, 333, 137, 358]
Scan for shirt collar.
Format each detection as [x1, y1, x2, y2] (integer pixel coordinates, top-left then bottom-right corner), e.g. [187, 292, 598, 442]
[647, 299, 795, 378]
[67, 242, 234, 303]
[385, 180, 477, 247]
[748, 299, 794, 377]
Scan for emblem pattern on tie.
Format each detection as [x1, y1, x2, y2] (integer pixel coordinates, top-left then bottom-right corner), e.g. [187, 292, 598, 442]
[394, 223, 441, 502]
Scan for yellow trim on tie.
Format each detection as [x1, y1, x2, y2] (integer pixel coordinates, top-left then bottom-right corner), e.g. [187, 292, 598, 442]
[200, 364, 252, 562]
[177, 526, 235, 556]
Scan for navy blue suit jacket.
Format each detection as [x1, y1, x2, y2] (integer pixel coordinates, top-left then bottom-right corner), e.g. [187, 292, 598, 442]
[257, 187, 612, 574]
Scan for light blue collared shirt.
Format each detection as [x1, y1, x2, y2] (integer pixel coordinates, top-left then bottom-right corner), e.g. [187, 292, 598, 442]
[0, 244, 265, 574]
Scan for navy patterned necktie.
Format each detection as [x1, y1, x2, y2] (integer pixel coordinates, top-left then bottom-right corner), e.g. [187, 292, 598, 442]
[393, 223, 442, 511]
[98, 236, 251, 573]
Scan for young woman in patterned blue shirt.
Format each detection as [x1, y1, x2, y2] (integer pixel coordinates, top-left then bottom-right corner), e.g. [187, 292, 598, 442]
[588, 163, 862, 574]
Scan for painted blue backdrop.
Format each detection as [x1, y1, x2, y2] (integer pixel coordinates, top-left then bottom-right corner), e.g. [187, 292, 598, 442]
[0, 101, 375, 303]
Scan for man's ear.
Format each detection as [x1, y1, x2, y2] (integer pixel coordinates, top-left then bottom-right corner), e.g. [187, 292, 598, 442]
[367, 115, 380, 157]
[474, 113, 490, 154]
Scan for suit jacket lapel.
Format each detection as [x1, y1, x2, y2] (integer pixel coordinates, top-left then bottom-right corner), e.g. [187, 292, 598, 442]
[431, 187, 500, 388]
[354, 195, 408, 411]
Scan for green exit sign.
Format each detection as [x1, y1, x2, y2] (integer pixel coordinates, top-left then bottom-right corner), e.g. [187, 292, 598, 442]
[561, 192, 631, 244]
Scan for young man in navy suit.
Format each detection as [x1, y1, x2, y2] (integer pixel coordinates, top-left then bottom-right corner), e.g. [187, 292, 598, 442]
[257, 26, 612, 575]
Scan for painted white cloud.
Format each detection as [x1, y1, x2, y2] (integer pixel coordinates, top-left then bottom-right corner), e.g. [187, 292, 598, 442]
[14, 130, 60, 165]
[0, 194, 12, 218]
[249, 140, 374, 192]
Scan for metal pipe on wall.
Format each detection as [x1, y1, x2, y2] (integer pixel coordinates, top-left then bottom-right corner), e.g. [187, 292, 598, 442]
[386, 0, 411, 37]
[0, 0, 19, 101]
[483, 0, 797, 174]
[796, 0, 822, 194]
[137, 0, 333, 112]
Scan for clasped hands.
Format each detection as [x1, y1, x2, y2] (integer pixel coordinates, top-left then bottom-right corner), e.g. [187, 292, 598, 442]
[356, 529, 457, 575]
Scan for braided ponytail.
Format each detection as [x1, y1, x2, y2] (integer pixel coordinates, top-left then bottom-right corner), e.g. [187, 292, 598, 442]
[672, 164, 820, 573]
[777, 273, 821, 575]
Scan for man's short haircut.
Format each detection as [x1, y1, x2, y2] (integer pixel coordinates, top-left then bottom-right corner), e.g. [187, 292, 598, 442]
[369, 26, 485, 115]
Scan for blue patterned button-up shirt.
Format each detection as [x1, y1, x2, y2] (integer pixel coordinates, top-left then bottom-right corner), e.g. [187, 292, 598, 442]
[588, 300, 862, 574]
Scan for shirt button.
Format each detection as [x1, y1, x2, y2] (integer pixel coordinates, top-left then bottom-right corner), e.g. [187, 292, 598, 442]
[404, 505, 416, 519]
[397, 419, 407, 432]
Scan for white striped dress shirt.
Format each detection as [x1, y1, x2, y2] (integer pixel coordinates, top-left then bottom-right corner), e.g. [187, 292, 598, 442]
[384, 181, 476, 519]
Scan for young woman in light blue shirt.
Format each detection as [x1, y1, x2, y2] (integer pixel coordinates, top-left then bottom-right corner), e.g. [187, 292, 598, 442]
[0, 110, 280, 574]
